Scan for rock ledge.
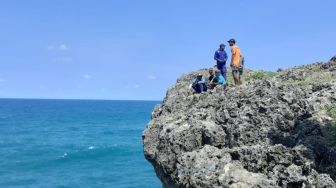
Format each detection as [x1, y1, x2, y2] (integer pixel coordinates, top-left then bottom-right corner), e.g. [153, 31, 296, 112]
[143, 59, 336, 188]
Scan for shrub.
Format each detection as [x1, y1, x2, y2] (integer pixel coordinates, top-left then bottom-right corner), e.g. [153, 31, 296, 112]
[252, 71, 266, 80]
[252, 71, 278, 80]
[265, 71, 278, 78]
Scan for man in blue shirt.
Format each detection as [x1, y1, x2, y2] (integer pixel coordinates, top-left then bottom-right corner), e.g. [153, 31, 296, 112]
[214, 43, 228, 80]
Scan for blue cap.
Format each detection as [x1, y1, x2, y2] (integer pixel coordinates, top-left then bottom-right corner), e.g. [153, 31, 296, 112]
[228, 39, 236, 43]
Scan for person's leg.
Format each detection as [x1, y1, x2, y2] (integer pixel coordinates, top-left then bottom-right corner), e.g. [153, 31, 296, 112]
[236, 73, 241, 85]
[222, 66, 227, 81]
[235, 72, 239, 85]
[238, 73, 242, 85]
[238, 75, 242, 85]
[231, 70, 236, 85]
[192, 84, 199, 93]
[197, 84, 203, 93]
[238, 68, 243, 85]
[232, 70, 239, 85]
[217, 62, 223, 74]
[192, 84, 196, 92]
[202, 83, 207, 92]
[199, 83, 204, 93]
[208, 83, 215, 89]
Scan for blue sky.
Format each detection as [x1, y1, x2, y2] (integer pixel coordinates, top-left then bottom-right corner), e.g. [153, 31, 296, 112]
[0, 0, 335, 100]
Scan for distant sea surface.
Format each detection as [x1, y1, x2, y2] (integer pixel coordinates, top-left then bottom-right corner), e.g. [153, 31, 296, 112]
[0, 99, 161, 188]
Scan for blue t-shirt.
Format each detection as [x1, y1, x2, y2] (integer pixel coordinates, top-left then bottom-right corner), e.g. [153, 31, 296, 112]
[214, 50, 228, 63]
[215, 75, 226, 84]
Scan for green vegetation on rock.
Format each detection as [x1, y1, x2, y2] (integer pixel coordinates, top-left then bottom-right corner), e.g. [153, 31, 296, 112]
[252, 70, 277, 80]
[328, 106, 336, 119]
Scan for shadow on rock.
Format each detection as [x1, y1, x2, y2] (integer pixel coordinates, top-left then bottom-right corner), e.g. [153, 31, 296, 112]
[268, 118, 336, 180]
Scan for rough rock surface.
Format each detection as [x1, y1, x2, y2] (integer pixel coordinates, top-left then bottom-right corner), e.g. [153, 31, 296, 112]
[143, 58, 336, 188]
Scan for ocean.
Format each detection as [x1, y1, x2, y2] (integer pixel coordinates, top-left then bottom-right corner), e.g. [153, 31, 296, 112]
[0, 99, 161, 188]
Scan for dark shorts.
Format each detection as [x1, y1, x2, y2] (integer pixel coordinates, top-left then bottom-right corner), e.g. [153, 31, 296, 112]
[239, 67, 243, 75]
[232, 66, 243, 75]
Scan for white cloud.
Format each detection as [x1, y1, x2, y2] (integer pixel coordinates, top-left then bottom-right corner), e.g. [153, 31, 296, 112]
[134, 84, 140, 89]
[147, 75, 157, 80]
[59, 44, 69, 51]
[47, 44, 70, 51]
[83, 74, 92, 79]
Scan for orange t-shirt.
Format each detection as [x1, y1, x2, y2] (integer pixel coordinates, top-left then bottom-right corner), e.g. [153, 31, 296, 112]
[231, 45, 241, 67]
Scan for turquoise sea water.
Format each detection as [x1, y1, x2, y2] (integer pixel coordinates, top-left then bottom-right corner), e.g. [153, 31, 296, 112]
[0, 99, 161, 188]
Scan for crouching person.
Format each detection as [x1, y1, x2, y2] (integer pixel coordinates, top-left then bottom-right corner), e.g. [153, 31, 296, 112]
[215, 69, 226, 84]
[207, 68, 216, 89]
[208, 69, 226, 89]
[192, 73, 207, 93]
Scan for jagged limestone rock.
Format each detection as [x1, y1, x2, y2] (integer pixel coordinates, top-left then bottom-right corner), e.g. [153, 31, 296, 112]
[143, 58, 336, 188]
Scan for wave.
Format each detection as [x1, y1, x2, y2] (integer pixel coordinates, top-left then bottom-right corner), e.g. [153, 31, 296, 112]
[58, 144, 127, 161]
[13, 144, 140, 170]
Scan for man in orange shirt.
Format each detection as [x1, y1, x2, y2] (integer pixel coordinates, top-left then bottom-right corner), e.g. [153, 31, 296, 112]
[228, 39, 242, 85]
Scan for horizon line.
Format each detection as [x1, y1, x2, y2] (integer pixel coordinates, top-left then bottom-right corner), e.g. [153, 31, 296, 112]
[0, 97, 162, 102]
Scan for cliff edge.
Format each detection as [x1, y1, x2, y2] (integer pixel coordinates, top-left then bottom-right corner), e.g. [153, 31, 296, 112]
[143, 57, 336, 188]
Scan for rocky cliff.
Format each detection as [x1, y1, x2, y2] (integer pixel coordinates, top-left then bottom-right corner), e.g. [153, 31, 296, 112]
[143, 57, 336, 188]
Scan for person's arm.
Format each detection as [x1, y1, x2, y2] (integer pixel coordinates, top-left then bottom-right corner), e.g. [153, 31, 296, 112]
[209, 76, 214, 83]
[198, 78, 206, 84]
[192, 79, 197, 85]
[230, 48, 236, 67]
[214, 51, 225, 62]
[214, 51, 219, 61]
[240, 54, 244, 67]
[224, 51, 228, 62]
[212, 76, 218, 83]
